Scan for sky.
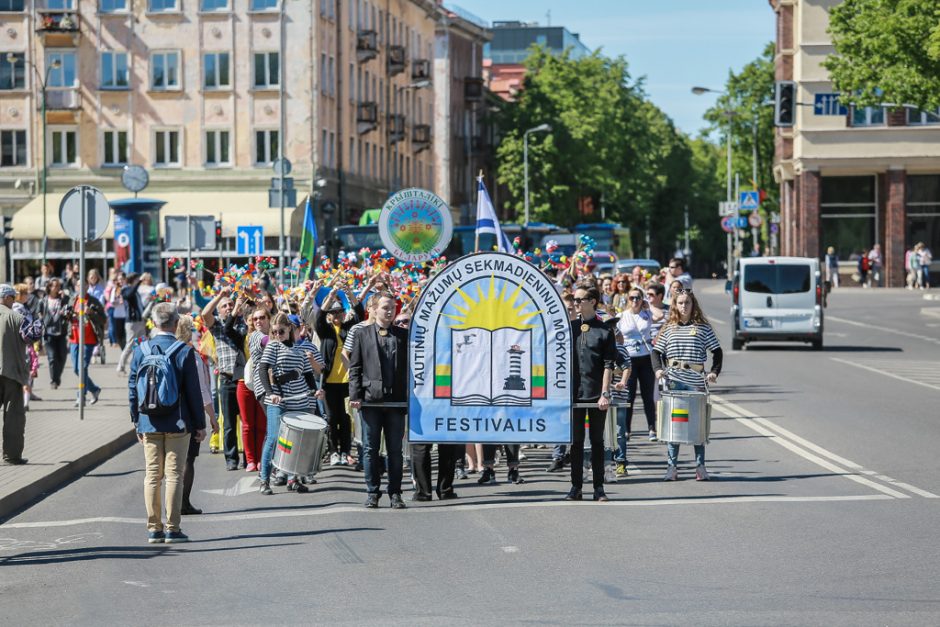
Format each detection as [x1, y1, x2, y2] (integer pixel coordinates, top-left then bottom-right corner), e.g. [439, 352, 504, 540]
[453, 0, 774, 136]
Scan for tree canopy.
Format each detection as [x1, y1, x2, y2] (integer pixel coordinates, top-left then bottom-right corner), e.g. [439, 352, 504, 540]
[825, 0, 940, 110]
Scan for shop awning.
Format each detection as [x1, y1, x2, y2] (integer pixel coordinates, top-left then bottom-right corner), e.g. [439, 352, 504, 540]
[10, 191, 302, 240]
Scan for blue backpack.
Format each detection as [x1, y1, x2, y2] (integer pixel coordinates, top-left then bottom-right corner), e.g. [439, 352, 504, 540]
[136, 340, 185, 417]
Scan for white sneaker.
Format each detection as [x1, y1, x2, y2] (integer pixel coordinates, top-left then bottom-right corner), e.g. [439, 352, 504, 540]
[663, 465, 678, 481]
[695, 464, 710, 481]
[604, 463, 618, 484]
[329, 452, 340, 466]
[649, 430, 658, 442]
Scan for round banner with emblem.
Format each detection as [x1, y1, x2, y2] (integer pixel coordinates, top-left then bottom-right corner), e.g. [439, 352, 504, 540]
[378, 188, 453, 263]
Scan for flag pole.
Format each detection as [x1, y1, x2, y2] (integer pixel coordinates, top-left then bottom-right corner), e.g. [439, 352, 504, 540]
[474, 170, 483, 253]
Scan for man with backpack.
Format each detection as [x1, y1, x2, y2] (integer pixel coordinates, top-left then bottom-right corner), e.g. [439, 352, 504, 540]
[128, 302, 207, 544]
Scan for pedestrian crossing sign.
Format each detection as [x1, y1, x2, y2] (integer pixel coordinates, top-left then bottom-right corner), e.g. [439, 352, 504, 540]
[739, 191, 760, 212]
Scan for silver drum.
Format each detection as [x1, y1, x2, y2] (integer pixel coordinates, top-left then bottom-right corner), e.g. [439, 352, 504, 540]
[272, 412, 329, 477]
[656, 390, 710, 445]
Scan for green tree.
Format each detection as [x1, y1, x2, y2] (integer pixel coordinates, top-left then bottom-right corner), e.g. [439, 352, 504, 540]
[825, 0, 940, 110]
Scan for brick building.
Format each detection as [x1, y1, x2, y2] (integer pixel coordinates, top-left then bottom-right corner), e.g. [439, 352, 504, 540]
[770, 0, 940, 286]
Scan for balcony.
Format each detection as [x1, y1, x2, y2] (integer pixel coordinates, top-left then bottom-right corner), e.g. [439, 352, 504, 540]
[357, 101, 377, 134]
[412, 59, 430, 81]
[464, 76, 484, 102]
[356, 30, 377, 63]
[412, 124, 431, 152]
[45, 88, 82, 111]
[387, 45, 406, 76]
[36, 10, 80, 47]
[388, 114, 405, 143]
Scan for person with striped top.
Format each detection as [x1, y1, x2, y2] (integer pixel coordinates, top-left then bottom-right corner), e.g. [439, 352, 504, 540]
[651, 289, 722, 481]
[257, 313, 321, 495]
[645, 282, 668, 342]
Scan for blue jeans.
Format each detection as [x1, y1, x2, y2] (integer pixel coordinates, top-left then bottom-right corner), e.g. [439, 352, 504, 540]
[260, 403, 284, 483]
[614, 407, 629, 463]
[663, 378, 706, 467]
[361, 408, 405, 496]
[69, 343, 100, 396]
[552, 444, 567, 461]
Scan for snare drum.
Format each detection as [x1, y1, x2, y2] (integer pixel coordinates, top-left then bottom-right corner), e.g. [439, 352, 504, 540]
[272, 412, 329, 477]
[656, 389, 710, 445]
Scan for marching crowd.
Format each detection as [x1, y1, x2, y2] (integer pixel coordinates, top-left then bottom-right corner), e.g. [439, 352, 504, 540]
[0, 252, 723, 543]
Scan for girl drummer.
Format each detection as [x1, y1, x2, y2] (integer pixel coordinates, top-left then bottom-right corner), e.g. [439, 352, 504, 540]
[651, 288, 722, 481]
[257, 313, 322, 495]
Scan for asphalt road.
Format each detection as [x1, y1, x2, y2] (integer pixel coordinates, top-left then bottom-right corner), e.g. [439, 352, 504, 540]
[1, 282, 938, 626]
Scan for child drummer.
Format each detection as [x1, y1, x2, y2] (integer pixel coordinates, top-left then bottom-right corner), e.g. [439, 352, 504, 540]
[650, 288, 723, 481]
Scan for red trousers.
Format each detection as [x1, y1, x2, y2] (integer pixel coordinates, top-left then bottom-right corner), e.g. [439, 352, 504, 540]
[236, 380, 266, 466]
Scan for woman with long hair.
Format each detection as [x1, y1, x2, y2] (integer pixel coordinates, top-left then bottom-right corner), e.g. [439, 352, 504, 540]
[651, 289, 723, 481]
[609, 274, 632, 313]
[38, 278, 69, 389]
[615, 285, 658, 462]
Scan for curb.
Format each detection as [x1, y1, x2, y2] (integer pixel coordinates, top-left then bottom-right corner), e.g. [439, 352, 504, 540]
[0, 428, 137, 523]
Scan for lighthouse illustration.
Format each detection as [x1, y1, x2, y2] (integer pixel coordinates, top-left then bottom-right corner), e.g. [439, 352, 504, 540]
[504, 345, 527, 391]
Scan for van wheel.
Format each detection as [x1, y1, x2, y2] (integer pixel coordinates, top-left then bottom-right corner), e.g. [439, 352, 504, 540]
[811, 338, 823, 351]
[732, 338, 744, 351]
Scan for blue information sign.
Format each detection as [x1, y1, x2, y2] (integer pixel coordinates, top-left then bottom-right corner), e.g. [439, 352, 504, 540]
[236, 225, 264, 255]
[814, 93, 848, 116]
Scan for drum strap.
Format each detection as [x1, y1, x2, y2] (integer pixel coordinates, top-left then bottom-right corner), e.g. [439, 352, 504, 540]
[668, 360, 704, 372]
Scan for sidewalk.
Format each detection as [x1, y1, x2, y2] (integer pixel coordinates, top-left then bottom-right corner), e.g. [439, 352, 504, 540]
[0, 354, 136, 521]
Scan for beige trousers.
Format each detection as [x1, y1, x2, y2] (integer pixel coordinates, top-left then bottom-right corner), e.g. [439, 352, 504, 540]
[142, 432, 190, 533]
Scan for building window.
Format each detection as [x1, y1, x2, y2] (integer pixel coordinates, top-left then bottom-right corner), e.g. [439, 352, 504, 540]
[0, 130, 27, 166]
[329, 132, 335, 169]
[328, 56, 335, 97]
[50, 128, 78, 167]
[204, 52, 230, 89]
[205, 130, 231, 166]
[907, 107, 940, 126]
[149, 0, 178, 11]
[851, 106, 884, 127]
[48, 0, 75, 8]
[103, 130, 127, 166]
[253, 52, 279, 89]
[907, 175, 940, 261]
[200, 0, 228, 10]
[0, 1, 25, 11]
[151, 51, 180, 90]
[154, 129, 181, 166]
[250, 0, 277, 11]
[101, 51, 129, 89]
[47, 51, 77, 88]
[100, 0, 128, 12]
[820, 176, 876, 260]
[0, 53, 25, 90]
[255, 129, 278, 165]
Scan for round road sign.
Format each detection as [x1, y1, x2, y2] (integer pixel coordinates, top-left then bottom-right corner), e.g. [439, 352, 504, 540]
[59, 186, 111, 243]
[748, 212, 763, 228]
[720, 216, 736, 233]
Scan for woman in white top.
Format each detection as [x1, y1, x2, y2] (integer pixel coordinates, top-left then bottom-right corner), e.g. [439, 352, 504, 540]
[615, 286, 658, 446]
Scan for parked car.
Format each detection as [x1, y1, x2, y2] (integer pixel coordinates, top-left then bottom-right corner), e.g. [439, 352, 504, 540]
[730, 256, 824, 350]
[589, 251, 619, 275]
[615, 258, 662, 277]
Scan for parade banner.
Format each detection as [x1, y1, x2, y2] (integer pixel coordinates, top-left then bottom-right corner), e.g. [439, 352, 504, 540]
[409, 252, 572, 443]
[378, 187, 453, 263]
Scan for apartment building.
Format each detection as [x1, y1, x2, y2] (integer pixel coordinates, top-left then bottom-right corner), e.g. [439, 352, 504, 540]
[0, 0, 476, 275]
[770, 0, 940, 285]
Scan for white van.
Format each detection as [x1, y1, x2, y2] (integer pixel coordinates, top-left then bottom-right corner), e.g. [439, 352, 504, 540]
[730, 256, 824, 350]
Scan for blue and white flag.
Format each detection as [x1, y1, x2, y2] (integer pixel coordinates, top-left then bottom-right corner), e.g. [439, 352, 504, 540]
[475, 175, 512, 253]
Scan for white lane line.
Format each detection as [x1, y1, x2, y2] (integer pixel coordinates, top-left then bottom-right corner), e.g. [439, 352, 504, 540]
[831, 357, 940, 393]
[711, 318, 727, 325]
[826, 315, 940, 346]
[0, 494, 894, 529]
[712, 398, 910, 499]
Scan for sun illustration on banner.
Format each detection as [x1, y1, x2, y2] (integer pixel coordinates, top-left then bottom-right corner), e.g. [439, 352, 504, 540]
[441, 275, 542, 331]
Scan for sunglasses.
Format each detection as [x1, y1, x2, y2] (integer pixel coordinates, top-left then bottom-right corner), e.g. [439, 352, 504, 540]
[572, 297, 593, 304]
[674, 288, 692, 295]
[271, 328, 289, 336]
[252, 315, 268, 322]
[628, 295, 643, 302]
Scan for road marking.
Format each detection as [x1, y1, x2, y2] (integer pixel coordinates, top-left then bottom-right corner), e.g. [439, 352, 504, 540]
[711, 318, 727, 325]
[713, 396, 937, 499]
[826, 315, 940, 346]
[0, 494, 895, 529]
[920, 308, 940, 319]
[501, 546, 519, 553]
[202, 477, 258, 497]
[831, 357, 940, 393]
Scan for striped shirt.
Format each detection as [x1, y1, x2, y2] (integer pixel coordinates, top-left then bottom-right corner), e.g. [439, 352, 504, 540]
[611, 344, 633, 405]
[248, 330, 269, 398]
[294, 338, 326, 371]
[650, 305, 669, 343]
[260, 341, 313, 412]
[653, 321, 720, 388]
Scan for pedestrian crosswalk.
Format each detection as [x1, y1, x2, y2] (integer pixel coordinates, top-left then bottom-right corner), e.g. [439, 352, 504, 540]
[833, 358, 940, 392]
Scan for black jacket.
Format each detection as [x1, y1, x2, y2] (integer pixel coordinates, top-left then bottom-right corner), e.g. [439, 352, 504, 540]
[348, 324, 408, 403]
[315, 303, 364, 377]
[571, 317, 618, 402]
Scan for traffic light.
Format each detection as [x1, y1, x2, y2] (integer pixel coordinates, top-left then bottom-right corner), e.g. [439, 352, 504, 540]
[0, 215, 12, 246]
[214, 220, 222, 249]
[775, 80, 796, 127]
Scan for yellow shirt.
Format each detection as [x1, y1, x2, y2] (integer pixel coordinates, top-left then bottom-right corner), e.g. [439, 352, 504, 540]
[326, 324, 348, 384]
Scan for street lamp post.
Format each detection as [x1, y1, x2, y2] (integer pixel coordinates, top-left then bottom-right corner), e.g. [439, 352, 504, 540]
[8, 53, 60, 266]
[523, 123, 551, 229]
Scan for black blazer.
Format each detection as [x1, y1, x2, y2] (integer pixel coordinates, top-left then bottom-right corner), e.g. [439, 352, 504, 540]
[315, 302, 365, 376]
[348, 324, 408, 403]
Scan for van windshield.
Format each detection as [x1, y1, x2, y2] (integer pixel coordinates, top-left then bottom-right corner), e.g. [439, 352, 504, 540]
[744, 264, 811, 294]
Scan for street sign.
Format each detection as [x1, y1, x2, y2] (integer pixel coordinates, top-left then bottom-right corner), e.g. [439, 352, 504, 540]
[738, 191, 760, 212]
[272, 158, 292, 176]
[770, 224, 779, 234]
[269, 189, 297, 208]
[770, 212, 781, 224]
[737, 217, 749, 229]
[721, 216, 736, 233]
[748, 212, 763, 228]
[165, 215, 217, 251]
[59, 186, 111, 242]
[236, 225, 264, 255]
[718, 201, 738, 217]
[813, 93, 848, 116]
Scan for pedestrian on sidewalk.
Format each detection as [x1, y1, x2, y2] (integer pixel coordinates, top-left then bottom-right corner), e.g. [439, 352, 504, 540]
[1, 283, 42, 465]
[13, 284, 43, 410]
[129, 302, 207, 544]
[67, 291, 105, 407]
[38, 278, 69, 389]
[116, 273, 146, 374]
